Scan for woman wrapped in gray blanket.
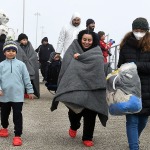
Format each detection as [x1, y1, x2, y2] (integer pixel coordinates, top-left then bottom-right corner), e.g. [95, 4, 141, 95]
[51, 30, 108, 147]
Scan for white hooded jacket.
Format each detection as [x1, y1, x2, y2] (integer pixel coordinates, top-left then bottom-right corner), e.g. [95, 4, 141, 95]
[56, 12, 84, 58]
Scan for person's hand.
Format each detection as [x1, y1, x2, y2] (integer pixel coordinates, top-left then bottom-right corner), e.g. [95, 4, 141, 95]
[74, 53, 80, 59]
[0, 90, 3, 96]
[28, 94, 34, 100]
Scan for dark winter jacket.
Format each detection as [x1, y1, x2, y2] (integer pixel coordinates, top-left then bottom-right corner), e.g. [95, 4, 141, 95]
[0, 34, 6, 62]
[0, 41, 5, 62]
[38, 44, 55, 62]
[118, 35, 150, 116]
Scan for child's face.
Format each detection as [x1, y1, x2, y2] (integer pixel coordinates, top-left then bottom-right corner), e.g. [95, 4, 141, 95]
[101, 35, 106, 41]
[4, 49, 17, 59]
[54, 55, 60, 61]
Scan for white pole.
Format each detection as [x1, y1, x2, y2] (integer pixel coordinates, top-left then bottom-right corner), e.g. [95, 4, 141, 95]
[40, 26, 44, 39]
[35, 12, 40, 48]
[23, 0, 25, 33]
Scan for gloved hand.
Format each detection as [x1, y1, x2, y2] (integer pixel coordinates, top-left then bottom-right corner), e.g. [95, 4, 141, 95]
[109, 39, 115, 44]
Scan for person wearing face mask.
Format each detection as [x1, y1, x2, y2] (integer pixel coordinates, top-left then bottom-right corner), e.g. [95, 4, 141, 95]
[118, 17, 150, 150]
[51, 30, 108, 147]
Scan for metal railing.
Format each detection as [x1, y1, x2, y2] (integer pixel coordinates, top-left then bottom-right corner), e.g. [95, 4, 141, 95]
[108, 44, 120, 70]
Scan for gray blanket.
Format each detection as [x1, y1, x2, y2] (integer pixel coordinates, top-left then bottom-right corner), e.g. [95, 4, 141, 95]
[15, 41, 40, 98]
[51, 40, 108, 126]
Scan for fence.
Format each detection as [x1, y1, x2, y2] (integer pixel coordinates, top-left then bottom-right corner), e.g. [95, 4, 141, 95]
[108, 44, 120, 70]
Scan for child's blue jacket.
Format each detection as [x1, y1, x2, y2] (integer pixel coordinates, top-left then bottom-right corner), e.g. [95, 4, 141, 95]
[0, 58, 34, 102]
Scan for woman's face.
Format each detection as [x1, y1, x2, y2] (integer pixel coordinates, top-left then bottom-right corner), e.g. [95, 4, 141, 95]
[81, 34, 93, 49]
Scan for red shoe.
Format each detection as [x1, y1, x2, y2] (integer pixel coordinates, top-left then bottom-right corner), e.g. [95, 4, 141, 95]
[69, 128, 77, 138]
[83, 140, 94, 147]
[24, 94, 29, 99]
[0, 128, 9, 137]
[13, 136, 22, 146]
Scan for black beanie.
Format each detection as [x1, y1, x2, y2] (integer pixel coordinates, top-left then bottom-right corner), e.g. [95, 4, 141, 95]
[132, 17, 149, 31]
[86, 19, 95, 27]
[41, 37, 48, 43]
[18, 33, 28, 42]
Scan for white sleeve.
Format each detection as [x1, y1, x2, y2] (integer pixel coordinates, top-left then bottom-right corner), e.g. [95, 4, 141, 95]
[56, 26, 66, 54]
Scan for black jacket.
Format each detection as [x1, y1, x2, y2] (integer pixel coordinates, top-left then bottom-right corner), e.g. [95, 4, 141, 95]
[0, 41, 5, 62]
[38, 43, 55, 62]
[118, 35, 150, 116]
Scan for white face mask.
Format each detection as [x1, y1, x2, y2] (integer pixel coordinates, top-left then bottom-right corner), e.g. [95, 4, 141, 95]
[133, 32, 146, 40]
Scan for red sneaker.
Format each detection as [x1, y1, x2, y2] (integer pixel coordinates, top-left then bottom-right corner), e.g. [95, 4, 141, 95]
[13, 136, 22, 146]
[0, 128, 9, 137]
[83, 140, 94, 147]
[69, 128, 77, 138]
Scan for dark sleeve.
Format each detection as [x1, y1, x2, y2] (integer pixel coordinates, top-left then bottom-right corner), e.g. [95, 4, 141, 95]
[38, 47, 42, 61]
[50, 45, 55, 52]
[35, 45, 40, 53]
[117, 49, 125, 68]
[136, 62, 150, 74]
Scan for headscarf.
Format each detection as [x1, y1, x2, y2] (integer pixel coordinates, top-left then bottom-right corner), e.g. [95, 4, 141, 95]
[70, 12, 81, 25]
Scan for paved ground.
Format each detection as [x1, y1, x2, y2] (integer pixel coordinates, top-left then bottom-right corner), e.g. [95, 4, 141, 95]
[0, 82, 150, 150]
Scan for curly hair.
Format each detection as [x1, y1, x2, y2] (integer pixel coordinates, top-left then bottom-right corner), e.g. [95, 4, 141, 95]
[77, 30, 99, 50]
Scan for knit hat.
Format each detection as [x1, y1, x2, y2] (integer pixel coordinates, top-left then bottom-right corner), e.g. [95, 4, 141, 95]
[18, 33, 28, 42]
[132, 17, 149, 31]
[86, 19, 95, 27]
[3, 40, 18, 53]
[41, 37, 48, 43]
[98, 31, 105, 38]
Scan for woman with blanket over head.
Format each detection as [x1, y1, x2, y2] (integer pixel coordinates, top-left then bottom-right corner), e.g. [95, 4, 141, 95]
[16, 33, 40, 98]
[51, 30, 108, 147]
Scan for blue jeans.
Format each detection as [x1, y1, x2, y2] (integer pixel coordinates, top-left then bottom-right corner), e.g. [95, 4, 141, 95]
[126, 114, 148, 150]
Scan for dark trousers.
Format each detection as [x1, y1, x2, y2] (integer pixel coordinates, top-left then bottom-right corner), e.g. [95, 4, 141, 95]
[40, 62, 49, 81]
[68, 108, 97, 141]
[1, 102, 23, 136]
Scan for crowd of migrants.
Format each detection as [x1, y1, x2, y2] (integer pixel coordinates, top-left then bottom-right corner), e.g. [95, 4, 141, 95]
[0, 10, 150, 150]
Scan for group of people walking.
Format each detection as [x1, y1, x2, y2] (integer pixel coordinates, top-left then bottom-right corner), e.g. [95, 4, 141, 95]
[0, 11, 150, 150]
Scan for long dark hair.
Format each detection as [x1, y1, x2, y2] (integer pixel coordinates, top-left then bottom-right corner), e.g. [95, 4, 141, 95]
[77, 30, 99, 51]
[120, 31, 150, 52]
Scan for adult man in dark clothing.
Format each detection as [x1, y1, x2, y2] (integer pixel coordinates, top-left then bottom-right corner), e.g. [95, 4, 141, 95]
[0, 34, 7, 108]
[86, 19, 99, 45]
[86, 19, 95, 32]
[0, 34, 6, 62]
[36, 37, 55, 81]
